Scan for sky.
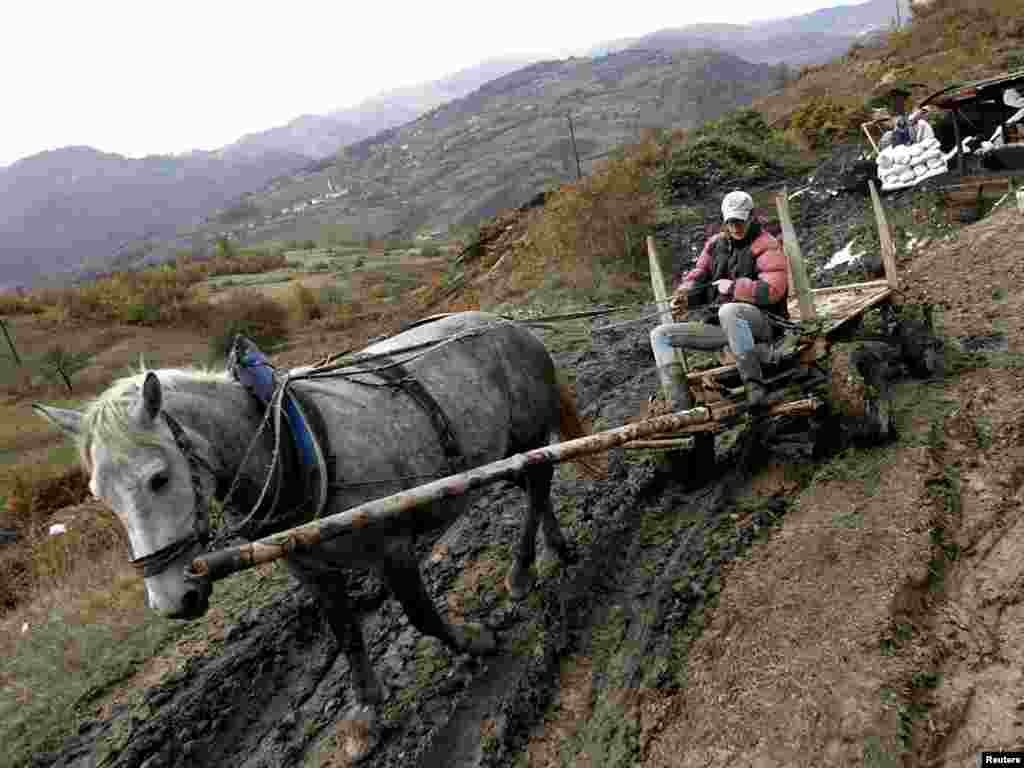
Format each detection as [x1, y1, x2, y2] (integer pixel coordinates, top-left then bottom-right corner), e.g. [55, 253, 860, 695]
[1, 0, 870, 167]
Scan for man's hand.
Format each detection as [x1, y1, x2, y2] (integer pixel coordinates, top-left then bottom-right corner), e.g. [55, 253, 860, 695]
[669, 289, 688, 321]
[715, 279, 734, 296]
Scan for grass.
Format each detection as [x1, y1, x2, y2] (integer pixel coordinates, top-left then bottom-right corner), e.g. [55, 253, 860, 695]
[0, 562, 292, 767]
[0, 568, 178, 766]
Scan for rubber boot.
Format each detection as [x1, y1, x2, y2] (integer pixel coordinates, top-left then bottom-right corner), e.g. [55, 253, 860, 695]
[736, 352, 768, 408]
[656, 362, 692, 411]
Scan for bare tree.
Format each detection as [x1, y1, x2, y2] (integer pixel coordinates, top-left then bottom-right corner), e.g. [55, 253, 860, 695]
[39, 345, 93, 394]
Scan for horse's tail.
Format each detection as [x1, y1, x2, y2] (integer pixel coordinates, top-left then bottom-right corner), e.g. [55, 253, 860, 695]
[557, 381, 607, 479]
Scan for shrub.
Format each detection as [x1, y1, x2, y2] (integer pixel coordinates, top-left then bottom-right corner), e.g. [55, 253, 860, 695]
[37, 346, 94, 394]
[203, 248, 287, 278]
[302, 239, 317, 250]
[525, 140, 657, 295]
[319, 285, 348, 306]
[289, 283, 322, 323]
[786, 97, 870, 149]
[214, 236, 236, 259]
[0, 292, 45, 317]
[2, 466, 90, 544]
[420, 244, 442, 258]
[0, 477, 123, 612]
[656, 109, 803, 205]
[207, 290, 291, 363]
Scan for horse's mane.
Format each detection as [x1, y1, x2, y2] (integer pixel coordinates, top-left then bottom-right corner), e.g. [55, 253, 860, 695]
[80, 365, 231, 469]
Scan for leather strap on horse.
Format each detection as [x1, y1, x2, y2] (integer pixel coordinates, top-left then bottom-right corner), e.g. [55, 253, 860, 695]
[129, 411, 212, 578]
[352, 353, 466, 478]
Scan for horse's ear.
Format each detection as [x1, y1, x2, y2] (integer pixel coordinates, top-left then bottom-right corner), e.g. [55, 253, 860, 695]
[33, 404, 83, 437]
[135, 372, 163, 425]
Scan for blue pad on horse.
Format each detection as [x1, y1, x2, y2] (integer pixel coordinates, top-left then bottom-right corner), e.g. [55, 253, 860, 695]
[228, 336, 329, 522]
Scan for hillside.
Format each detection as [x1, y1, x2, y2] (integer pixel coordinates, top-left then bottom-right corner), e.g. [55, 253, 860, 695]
[0, 146, 310, 290]
[624, 0, 912, 65]
[227, 57, 538, 159]
[171, 48, 779, 254]
[753, 0, 1024, 128]
[0, 58, 535, 290]
[109, 1, 918, 268]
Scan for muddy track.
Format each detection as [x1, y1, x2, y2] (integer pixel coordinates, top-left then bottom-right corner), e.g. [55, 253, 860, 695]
[30, 317, 804, 768]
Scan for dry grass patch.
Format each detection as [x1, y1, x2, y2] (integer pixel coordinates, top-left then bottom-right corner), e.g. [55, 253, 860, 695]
[0, 558, 177, 767]
[522, 143, 657, 297]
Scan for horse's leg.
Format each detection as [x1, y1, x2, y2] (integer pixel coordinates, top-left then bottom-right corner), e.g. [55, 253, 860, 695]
[287, 562, 381, 703]
[290, 565, 383, 764]
[531, 462, 573, 563]
[380, 547, 497, 654]
[507, 462, 560, 600]
[310, 577, 382, 706]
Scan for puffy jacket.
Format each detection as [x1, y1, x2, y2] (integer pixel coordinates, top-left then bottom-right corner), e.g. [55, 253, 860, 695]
[681, 219, 789, 316]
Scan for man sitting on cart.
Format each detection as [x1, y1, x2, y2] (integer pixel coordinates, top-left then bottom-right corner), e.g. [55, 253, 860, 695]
[650, 190, 789, 409]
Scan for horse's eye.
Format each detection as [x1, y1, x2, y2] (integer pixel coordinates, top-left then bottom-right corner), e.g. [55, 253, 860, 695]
[149, 472, 170, 493]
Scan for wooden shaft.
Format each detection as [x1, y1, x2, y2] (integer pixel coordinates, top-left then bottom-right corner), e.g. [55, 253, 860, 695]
[861, 123, 880, 155]
[189, 397, 821, 582]
[809, 279, 890, 296]
[775, 189, 817, 321]
[647, 236, 690, 377]
[868, 180, 899, 290]
[623, 439, 694, 450]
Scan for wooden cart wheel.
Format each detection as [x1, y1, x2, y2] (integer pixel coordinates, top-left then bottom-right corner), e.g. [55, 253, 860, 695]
[656, 430, 716, 488]
[828, 341, 898, 444]
[691, 431, 716, 478]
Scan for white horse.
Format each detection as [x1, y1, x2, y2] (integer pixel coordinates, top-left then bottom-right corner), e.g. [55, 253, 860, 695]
[34, 311, 589, 762]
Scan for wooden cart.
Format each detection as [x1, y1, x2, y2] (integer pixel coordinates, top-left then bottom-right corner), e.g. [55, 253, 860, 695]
[638, 183, 904, 451]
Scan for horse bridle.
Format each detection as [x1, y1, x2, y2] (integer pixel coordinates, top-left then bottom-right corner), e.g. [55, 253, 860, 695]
[128, 412, 214, 578]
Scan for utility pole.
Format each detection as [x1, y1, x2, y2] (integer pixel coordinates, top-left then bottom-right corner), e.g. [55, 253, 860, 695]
[566, 113, 582, 181]
[896, 0, 902, 27]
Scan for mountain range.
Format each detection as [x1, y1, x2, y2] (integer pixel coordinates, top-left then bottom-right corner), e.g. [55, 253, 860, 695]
[195, 48, 782, 255]
[0, 0, 909, 288]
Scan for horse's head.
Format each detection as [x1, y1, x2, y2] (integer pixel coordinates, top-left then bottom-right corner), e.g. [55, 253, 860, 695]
[34, 371, 213, 619]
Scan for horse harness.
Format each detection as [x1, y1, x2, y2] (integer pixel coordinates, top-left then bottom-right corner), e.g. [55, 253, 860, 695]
[221, 340, 467, 541]
[128, 411, 214, 578]
[129, 333, 472, 577]
[348, 353, 467, 479]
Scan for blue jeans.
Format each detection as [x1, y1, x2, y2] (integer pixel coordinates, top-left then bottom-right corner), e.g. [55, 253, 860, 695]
[650, 303, 774, 382]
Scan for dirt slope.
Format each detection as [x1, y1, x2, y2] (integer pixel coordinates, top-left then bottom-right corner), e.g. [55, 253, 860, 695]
[635, 206, 1024, 766]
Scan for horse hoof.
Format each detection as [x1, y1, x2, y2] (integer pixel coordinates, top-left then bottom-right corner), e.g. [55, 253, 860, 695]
[548, 539, 577, 565]
[451, 621, 498, 655]
[505, 566, 534, 601]
[334, 703, 381, 764]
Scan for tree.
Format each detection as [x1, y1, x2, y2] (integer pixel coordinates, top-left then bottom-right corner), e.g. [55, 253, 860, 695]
[38, 345, 94, 394]
[215, 236, 236, 259]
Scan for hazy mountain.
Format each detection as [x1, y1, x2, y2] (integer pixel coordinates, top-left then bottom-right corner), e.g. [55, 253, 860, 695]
[228, 57, 537, 160]
[0, 145, 310, 288]
[617, 0, 912, 64]
[168, 48, 782, 254]
[0, 58, 536, 288]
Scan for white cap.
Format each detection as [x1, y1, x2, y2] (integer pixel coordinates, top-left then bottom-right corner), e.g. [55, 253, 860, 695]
[721, 190, 754, 222]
